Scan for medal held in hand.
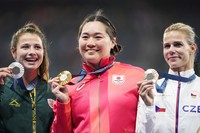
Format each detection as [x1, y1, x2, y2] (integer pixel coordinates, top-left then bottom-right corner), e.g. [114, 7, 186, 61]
[57, 71, 72, 86]
[8, 62, 24, 79]
[144, 69, 159, 83]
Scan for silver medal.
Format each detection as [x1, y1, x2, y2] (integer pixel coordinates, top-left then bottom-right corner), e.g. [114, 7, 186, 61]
[8, 62, 24, 79]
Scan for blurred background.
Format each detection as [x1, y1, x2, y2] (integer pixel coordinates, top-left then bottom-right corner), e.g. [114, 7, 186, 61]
[0, 0, 200, 77]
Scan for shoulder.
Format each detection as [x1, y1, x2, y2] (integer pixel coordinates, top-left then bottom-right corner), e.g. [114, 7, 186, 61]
[114, 62, 144, 72]
[195, 75, 200, 79]
[37, 79, 56, 98]
[37, 77, 48, 84]
[0, 77, 14, 90]
[111, 62, 145, 80]
[194, 75, 200, 83]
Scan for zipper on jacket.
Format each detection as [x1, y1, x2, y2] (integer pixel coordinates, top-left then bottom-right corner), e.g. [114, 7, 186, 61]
[175, 72, 181, 133]
[98, 75, 101, 133]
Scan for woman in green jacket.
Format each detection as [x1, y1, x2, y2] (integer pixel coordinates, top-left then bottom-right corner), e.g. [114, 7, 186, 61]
[0, 22, 55, 133]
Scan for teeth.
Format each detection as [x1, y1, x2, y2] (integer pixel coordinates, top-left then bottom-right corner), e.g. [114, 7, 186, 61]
[86, 49, 98, 52]
[26, 59, 37, 62]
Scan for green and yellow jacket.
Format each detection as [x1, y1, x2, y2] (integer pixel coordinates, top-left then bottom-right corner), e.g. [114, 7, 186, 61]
[0, 77, 55, 133]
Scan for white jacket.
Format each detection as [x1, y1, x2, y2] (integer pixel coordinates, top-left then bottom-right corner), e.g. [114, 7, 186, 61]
[136, 69, 200, 133]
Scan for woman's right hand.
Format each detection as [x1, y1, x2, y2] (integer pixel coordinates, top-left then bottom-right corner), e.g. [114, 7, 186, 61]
[137, 80, 154, 106]
[0, 67, 12, 85]
[48, 77, 69, 103]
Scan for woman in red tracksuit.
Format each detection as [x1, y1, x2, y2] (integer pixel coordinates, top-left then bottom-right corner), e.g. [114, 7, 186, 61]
[49, 9, 151, 133]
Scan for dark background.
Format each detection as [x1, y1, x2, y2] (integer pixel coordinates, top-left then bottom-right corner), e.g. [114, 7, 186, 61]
[0, 0, 200, 77]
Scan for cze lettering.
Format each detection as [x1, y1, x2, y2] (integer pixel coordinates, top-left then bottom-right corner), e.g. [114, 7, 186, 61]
[182, 105, 200, 113]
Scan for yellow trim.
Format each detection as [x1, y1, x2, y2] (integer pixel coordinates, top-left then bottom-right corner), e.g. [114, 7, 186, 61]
[29, 88, 36, 133]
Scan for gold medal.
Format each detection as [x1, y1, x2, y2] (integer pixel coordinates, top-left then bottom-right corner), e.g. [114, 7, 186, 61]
[8, 62, 24, 79]
[144, 69, 159, 83]
[57, 71, 72, 86]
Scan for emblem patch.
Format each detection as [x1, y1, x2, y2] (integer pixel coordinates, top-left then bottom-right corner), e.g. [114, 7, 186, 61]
[112, 75, 125, 85]
[9, 99, 20, 107]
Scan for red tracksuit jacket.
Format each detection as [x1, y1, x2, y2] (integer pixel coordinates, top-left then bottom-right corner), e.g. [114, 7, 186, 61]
[51, 56, 144, 133]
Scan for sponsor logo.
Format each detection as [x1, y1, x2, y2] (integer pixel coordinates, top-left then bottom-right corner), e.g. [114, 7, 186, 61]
[76, 83, 85, 91]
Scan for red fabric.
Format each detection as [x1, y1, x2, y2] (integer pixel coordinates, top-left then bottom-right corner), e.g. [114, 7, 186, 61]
[50, 100, 72, 133]
[82, 56, 115, 72]
[50, 57, 144, 133]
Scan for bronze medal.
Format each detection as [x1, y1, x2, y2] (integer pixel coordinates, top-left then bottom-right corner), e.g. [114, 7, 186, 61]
[144, 69, 159, 83]
[57, 71, 72, 86]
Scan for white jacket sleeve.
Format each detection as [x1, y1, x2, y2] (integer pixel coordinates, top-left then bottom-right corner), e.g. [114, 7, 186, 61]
[136, 96, 155, 133]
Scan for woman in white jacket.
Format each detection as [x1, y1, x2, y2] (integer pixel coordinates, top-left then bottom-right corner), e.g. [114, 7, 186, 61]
[136, 22, 200, 133]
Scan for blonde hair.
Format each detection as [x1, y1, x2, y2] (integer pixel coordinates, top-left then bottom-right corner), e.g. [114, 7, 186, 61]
[164, 22, 200, 70]
[10, 22, 50, 81]
[164, 22, 196, 45]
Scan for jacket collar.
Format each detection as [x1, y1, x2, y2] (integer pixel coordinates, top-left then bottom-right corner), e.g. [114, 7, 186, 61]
[168, 69, 195, 77]
[82, 56, 115, 73]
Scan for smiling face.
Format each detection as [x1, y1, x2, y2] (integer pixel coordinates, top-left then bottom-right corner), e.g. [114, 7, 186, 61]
[78, 21, 115, 69]
[11, 33, 44, 73]
[163, 30, 196, 72]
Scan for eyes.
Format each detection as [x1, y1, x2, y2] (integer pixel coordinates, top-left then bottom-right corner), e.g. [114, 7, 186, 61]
[163, 41, 183, 49]
[80, 33, 104, 40]
[20, 44, 43, 50]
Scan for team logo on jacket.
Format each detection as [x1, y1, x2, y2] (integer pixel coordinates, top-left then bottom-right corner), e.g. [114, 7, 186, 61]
[9, 99, 20, 107]
[112, 75, 125, 85]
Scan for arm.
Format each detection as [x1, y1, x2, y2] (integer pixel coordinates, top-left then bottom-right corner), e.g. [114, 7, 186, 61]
[0, 67, 12, 85]
[50, 99, 72, 133]
[49, 77, 73, 133]
[136, 97, 155, 133]
[136, 80, 156, 133]
[0, 67, 12, 133]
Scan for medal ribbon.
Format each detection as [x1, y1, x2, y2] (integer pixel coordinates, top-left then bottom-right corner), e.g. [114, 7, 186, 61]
[29, 88, 36, 133]
[69, 62, 115, 85]
[156, 72, 196, 93]
[16, 77, 38, 91]
[26, 78, 38, 91]
[11, 77, 38, 132]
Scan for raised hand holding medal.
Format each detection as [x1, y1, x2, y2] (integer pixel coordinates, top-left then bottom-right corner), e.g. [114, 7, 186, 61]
[57, 70, 72, 86]
[48, 70, 73, 103]
[137, 68, 159, 106]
